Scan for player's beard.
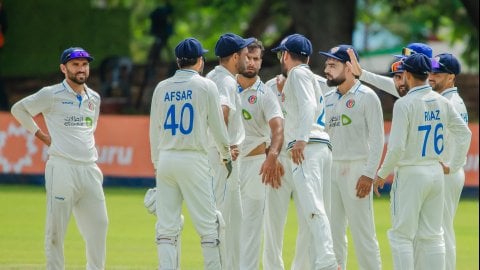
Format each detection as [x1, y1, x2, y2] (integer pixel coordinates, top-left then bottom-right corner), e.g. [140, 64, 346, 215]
[241, 68, 258, 78]
[66, 68, 88, 85]
[326, 73, 346, 87]
[237, 58, 248, 75]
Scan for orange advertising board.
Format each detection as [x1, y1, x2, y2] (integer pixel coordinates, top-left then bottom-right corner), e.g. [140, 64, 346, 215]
[0, 112, 478, 186]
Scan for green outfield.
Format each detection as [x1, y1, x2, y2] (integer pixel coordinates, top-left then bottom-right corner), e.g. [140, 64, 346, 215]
[0, 184, 478, 269]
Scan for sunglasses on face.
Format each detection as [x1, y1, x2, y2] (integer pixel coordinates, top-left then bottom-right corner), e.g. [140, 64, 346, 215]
[401, 47, 417, 56]
[277, 51, 284, 61]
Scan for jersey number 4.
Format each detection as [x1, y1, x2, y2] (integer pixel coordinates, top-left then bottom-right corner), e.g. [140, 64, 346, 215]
[164, 103, 194, 135]
[418, 123, 444, 157]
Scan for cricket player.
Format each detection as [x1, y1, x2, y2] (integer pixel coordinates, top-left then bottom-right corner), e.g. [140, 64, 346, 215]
[374, 53, 471, 270]
[263, 72, 333, 270]
[269, 33, 337, 270]
[149, 38, 232, 269]
[320, 44, 383, 270]
[236, 39, 285, 270]
[428, 53, 469, 270]
[206, 32, 254, 270]
[11, 47, 108, 270]
[347, 42, 433, 98]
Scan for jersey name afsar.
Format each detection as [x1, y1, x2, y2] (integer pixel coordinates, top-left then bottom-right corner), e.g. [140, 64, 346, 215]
[164, 90, 193, 102]
[424, 110, 440, 121]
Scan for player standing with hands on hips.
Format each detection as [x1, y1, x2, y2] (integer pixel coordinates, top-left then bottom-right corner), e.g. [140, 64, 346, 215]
[149, 38, 232, 269]
[428, 52, 469, 270]
[11, 47, 108, 270]
[270, 33, 338, 270]
[320, 44, 383, 270]
[374, 53, 471, 270]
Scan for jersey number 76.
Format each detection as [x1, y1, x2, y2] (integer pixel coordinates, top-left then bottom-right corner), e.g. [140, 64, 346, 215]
[417, 123, 444, 157]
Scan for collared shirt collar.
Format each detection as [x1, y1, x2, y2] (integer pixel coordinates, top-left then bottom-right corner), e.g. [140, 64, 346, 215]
[406, 84, 431, 96]
[335, 80, 361, 98]
[215, 65, 236, 79]
[440, 86, 458, 97]
[237, 76, 261, 93]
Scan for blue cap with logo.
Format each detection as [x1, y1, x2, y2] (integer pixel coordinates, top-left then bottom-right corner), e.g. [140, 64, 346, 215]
[215, 33, 255, 58]
[60, 47, 94, 64]
[431, 53, 461, 75]
[400, 53, 432, 75]
[271, 34, 312, 56]
[175, 38, 208, 59]
[394, 42, 433, 58]
[319, 44, 358, 63]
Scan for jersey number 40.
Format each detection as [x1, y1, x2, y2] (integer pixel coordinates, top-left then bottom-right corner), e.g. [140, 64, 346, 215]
[164, 103, 194, 135]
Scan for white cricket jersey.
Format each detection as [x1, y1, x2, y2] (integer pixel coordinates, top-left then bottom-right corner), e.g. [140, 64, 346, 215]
[282, 64, 330, 151]
[324, 80, 385, 179]
[10, 80, 100, 163]
[206, 65, 245, 146]
[377, 85, 471, 179]
[149, 69, 230, 168]
[237, 77, 284, 157]
[359, 69, 400, 98]
[440, 87, 469, 166]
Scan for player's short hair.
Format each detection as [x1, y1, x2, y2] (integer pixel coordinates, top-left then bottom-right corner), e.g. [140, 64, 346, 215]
[177, 57, 200, 69]
[247, 39, 265, 57]
[288, 51, 309, 63]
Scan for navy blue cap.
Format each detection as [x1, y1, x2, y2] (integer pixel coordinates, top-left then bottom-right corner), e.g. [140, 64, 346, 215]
[431, 53, 461, 75]
[214, 33, 255, 58]
[401, 53, 432, 75]
[175, 38, 208, 59]
[319, 44, 358, 63]
[394, 42, 433, 58]
[60, 47, 94, 64]
[271, 34, 312, 56]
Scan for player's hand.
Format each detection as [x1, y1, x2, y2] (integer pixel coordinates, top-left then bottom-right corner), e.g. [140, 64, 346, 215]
[440, 161, 450, 175]
[223, 158, 233, 179]
[260, 154, 284, 189]
[35, 129, 51, 146]
[356, 175, 373, 198]
[346, 48, 362, 78]
[276, 74, 286, 92]
[373, 176, 385, 197]
[230, 145, 239, 161]
[291, 141, 306, 165]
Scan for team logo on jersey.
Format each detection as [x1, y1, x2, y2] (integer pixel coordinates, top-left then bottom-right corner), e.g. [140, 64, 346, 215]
[242, 109, 252, 120]
[346, 99, 355, 108]
[248, 95, 257, 104]
[88, 101, 95, 111]
[328, 114, 352, 128]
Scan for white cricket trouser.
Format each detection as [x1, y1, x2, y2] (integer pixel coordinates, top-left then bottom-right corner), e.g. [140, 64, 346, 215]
[389, 163, 445, 270]
[45, 156, 108, 270]
[330, 159, 382, 270]
[239, 154, 266, 270]
[442, 168, 464, 270]
[264, 143, 337, 270]
[208, 148, 242, 270]
[156, 150, 222, 270]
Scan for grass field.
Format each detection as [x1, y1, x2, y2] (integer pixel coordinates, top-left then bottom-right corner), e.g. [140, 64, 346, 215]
[0, 184, 478, 269]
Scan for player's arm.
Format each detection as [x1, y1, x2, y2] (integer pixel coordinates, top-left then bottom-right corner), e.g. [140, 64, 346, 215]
[376, 100, 408, 180]
[206, 82, 232, 163]
[357, 92, 385, 198]
[290, 71, 315, 165]
[149, 87, 162, 170]
[346, 48, 400, 98]
[445, 101, 472, 173]
[11, 88, 52, 146]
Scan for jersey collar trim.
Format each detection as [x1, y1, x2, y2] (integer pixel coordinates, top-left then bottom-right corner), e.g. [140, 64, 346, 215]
[406, 85, 431, 96]
[440, 87, 458, 97]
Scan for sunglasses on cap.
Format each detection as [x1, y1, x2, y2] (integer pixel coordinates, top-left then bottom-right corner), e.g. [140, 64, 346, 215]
[390, 60, 404, 73]
[63, 50, 93, 64]
[431, 59, 454, 74]
[401, 47, 417, 56]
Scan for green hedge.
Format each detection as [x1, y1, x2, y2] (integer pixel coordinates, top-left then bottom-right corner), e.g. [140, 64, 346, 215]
[0, 0, 130, 77]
